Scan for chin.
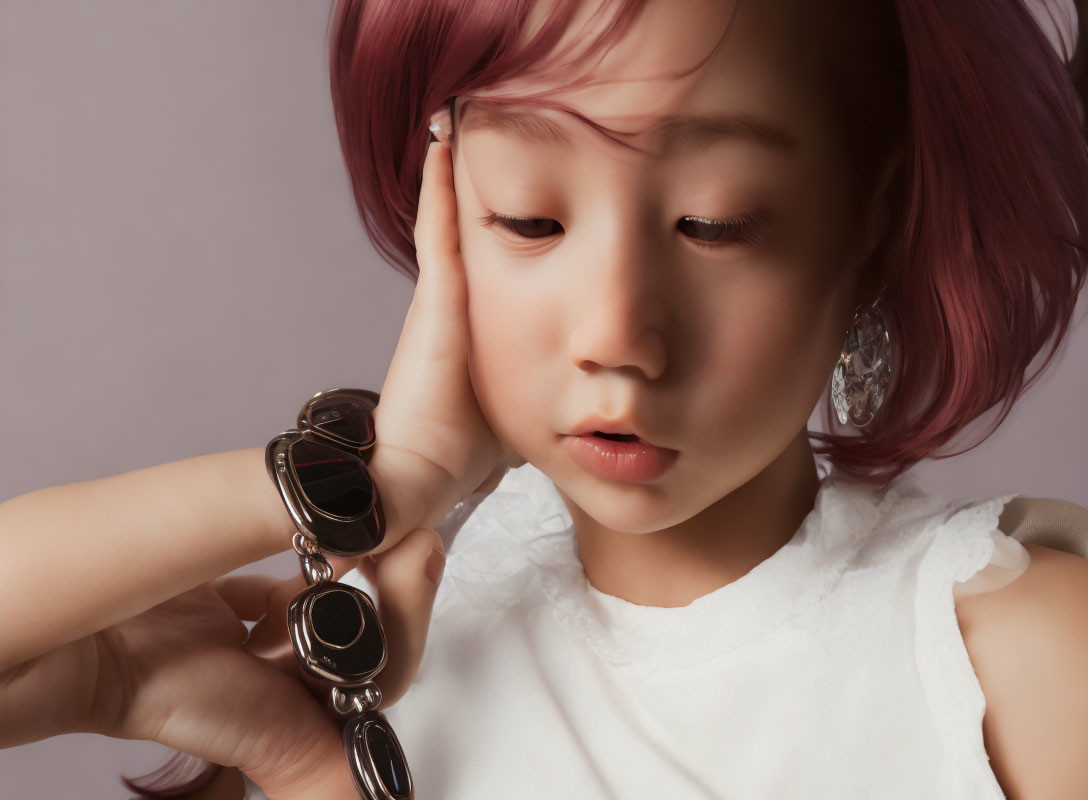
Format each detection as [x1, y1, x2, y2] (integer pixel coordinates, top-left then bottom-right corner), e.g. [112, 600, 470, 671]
[553, 471, 695, 534]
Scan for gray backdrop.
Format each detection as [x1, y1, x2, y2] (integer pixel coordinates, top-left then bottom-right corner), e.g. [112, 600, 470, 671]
[2, 1, 1086, 797]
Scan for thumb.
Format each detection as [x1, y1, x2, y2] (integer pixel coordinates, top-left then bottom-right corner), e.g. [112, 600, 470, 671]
[365, 525, 446, 709]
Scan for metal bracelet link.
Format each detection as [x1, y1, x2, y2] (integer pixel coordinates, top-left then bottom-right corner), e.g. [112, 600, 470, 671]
[298, 549, 334, 585]
[329, 682, 383, 718]
[292, 530, 321, 556]
[268, 387, 413, 799]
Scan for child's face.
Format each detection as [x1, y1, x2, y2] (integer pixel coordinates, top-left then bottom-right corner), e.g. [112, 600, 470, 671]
[450, 0, 889, 530]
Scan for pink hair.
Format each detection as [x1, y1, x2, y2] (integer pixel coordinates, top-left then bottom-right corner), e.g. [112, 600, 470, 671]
[126, 0, 1087, 794]
[325, 0, 1088, 491]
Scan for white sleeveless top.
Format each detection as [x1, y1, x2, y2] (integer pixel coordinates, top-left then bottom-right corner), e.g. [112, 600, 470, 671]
[242, 459, 1028, 799]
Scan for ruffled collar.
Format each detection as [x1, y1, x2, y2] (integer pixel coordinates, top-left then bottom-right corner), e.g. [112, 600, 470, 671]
[436, 458, 936, 676]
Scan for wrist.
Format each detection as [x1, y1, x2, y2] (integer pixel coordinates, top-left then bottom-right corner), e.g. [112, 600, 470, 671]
[246, 725, 361, 800]
[255, 433, 460, 558]
[365, 444, 459, 555]
[246, 446, 300, 554]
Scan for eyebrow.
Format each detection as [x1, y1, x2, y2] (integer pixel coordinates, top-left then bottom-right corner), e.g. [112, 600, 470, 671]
[457, 105, 799, 157]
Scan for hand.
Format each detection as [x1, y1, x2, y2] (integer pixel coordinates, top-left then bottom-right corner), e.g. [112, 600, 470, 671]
[0, 524, 446, 800]
[369, 137, 525, 532]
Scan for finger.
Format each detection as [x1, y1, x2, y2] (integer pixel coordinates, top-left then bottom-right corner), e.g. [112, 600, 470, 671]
[240, 573, 308, 676]
[136, 644, 356, 800]
[209, 574, 283, 621]
[472, 461, 507, 496]
[472, 446, 526, 495]
[413, 140, 464, 300]
[352, 553, 379, 585]
[227, 653, 359, 799]
[325, 551, 376, 583]
[428, 105, 452, 147]
[237, 556, 379, 680]
[368, 526, 446, 709]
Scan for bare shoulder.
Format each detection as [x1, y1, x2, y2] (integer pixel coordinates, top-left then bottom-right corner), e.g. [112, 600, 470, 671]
[955, 497, 1088, 799]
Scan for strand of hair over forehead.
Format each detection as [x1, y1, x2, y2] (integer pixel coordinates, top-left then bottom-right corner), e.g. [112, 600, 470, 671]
[436, 0, 737, 157]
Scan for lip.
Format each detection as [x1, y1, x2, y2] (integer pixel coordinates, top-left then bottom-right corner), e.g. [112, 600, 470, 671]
[561, 433, 679, 483]
[567, 414, 662, 446]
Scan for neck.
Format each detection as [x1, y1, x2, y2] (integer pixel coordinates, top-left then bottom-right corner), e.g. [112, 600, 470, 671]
[558, 431, 822, 608]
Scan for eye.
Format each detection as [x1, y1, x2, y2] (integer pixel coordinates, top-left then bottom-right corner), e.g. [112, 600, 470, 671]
[477, 213, 563, 240]
[477, 207, 771, 250]
[676, 209, 770, 250]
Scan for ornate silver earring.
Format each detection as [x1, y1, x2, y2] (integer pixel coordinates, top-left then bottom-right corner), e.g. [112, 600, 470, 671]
[831, 290, 893, 428]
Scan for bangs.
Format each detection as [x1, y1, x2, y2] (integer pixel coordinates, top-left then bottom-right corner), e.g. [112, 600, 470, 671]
[446, 0, 738, 156]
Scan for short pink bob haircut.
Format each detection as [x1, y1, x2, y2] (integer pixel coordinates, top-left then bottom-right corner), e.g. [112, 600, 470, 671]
[327, 0, 1088, 492]
[123, 3, 1088, 795]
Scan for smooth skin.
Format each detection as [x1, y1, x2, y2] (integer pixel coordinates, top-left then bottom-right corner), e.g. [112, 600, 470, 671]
[0, 137, 519, 799]
[957, 537, 1088, 799]
[0, 458, 451, 800]
[449, 0, 896, 609]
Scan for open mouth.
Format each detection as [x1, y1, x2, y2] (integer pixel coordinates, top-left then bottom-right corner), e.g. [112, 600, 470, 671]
[564, 428, 678, 481]
[593, 431, 640, 442]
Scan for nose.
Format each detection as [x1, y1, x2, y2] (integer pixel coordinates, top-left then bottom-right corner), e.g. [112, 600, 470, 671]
[567, 221, 669, 381]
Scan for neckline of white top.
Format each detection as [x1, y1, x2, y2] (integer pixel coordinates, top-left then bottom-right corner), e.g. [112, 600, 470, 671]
[533, 462, 921, 673]
[438, 458, 956, 676]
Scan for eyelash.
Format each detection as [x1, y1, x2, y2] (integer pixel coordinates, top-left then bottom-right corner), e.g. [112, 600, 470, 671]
[476, 208, 770, 250]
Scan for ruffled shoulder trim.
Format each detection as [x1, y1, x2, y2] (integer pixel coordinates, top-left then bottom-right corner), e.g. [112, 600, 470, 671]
[913, 490, 1023, 798]
[953, 528, 1031, 601]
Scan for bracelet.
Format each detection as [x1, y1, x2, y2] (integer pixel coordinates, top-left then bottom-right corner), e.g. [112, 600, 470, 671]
[265, 387, 413, 800]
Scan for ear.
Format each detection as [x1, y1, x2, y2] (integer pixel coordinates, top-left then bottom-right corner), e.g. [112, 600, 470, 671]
[853, 141, 907, 309]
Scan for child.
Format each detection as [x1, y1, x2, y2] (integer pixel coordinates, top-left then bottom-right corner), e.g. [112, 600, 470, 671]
[3, 0, 1087, 798]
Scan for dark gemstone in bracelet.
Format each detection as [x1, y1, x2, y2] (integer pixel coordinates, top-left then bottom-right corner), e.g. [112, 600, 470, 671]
[291, 438, 374, 518]
[366, 720, 412, 799]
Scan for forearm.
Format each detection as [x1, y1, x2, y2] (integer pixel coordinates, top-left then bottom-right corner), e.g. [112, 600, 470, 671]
[0, 442, 455, 673]
[0, 448, 292, 671]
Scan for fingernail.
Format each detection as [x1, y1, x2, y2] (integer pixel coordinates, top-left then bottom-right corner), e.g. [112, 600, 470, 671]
[425, 547, 446, 588]
[428, 108, 452, 146]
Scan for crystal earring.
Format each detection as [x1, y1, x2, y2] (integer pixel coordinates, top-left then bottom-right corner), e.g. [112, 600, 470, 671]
[831, 290, 893, 427]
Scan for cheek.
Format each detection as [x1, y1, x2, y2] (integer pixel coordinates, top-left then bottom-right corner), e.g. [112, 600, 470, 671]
[463, 265, 559, 446]
[728, 282, 843, 402]
[676, 276, 842, 475]
[693, 284, 814, 404]
[689, 219, 852, 438]
[722, 168, 855, 415]
[455, 152, 563, 442]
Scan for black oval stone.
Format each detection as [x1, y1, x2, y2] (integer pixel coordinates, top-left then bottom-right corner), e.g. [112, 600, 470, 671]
[300, 585, 385, 679]
[365, 722, 411, 799]
[311, 589, 363, 648]
[290, 437, 373, 518]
